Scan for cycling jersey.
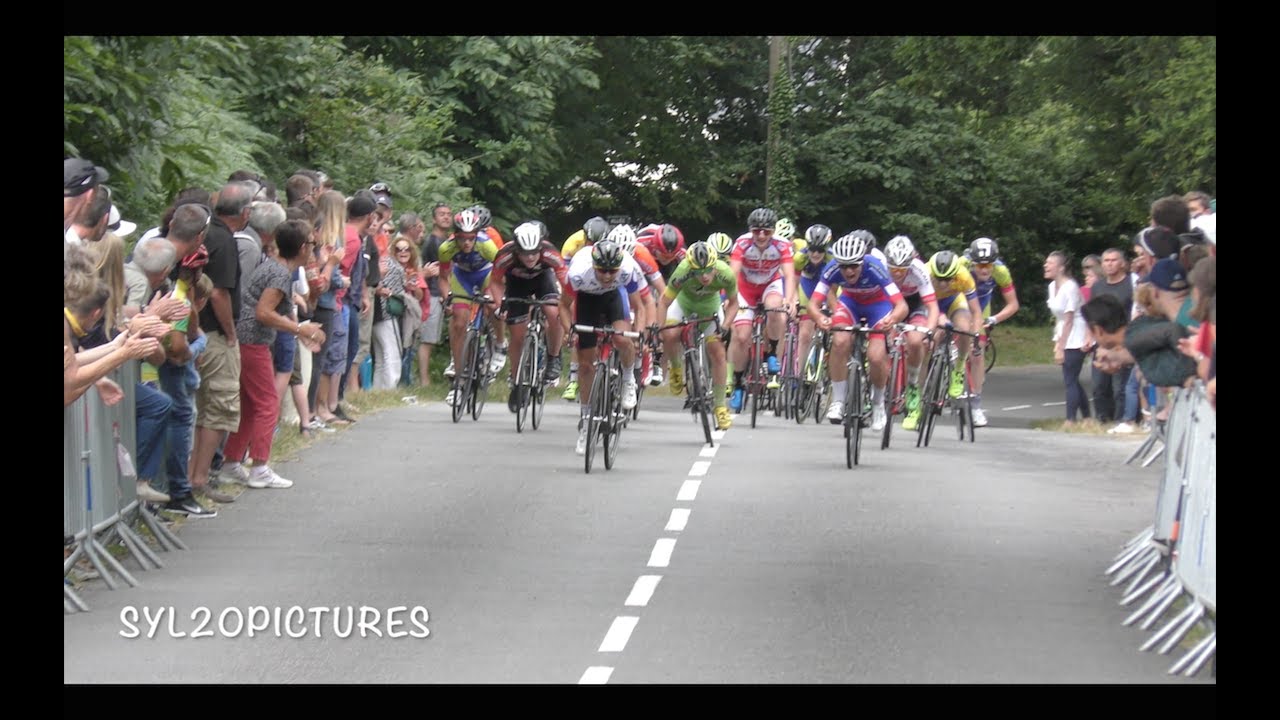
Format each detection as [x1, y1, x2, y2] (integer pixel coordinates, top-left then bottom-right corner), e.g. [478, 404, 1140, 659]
[930, 263, 980, 318]
[730, 233, 793, 287]
[565, 246, 647, 297]
[492, 240, 568, 286]
[812, 256, 902, 308]
[891, 257, 937, 303]
[960, 257, 1015, 314]
[664, 258, 737, 317]
[440, 234, 499, 298]
[561, 229, 588, 261]
[791, 237, 832, 306]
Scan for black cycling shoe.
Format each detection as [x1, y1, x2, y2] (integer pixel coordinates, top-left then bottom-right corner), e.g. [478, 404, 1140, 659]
[508, 388, 520, 413]
[545, 356, 563, 383]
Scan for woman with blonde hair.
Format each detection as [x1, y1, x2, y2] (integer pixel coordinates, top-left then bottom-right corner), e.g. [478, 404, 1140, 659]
[84, 231, 128, 344]
[307, 190, 350, 425]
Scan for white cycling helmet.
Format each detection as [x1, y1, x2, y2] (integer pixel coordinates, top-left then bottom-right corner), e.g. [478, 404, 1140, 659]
[608, 223, 638, 255]
[514, 222, 542, 252]
[453, 209, 482, 233]
[885, 235, 917, 267]
[831, 232, 870, 265]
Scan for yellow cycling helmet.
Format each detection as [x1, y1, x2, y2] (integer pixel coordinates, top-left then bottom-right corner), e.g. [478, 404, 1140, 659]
[706, 232, 734, 257]
[686, 241, 717, 271]
[929, 250, 961, 279]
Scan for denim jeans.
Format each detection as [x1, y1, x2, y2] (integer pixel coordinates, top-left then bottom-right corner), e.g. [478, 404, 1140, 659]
[1091, 363, 1131, 423]
[158, 363, 194, 499]
[1122, 367, 1142, 422]
[134, 381, 173, 482]
[1062, 348, 1091, 422]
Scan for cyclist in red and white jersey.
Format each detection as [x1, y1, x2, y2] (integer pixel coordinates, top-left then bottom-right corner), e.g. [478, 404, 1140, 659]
[882, 235, 940, 431]
[727, 207, 797, 413]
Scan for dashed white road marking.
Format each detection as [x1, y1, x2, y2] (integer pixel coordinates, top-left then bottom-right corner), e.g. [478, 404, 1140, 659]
[599, 616, 639, 652]
[1042, 401, 1066, 407]
[648, 538, 677, 567]
[665, 508, 691, 532]
[1002, 404, 1032, 411]
[689, 461, 711, 476]
[677, 480, 701, 501]
[579, 666, 614, 684]
[711, 430, 726, 440]
[699, 445, 719, 458]
[625, 575, 662, 607]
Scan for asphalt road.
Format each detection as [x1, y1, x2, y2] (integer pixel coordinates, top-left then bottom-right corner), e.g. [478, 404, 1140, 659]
[64, 365, 1211, 684]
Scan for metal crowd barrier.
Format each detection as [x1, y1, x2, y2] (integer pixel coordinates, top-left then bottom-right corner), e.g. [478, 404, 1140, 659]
[1105, 382, 1215, 677]
[64, 361, 186, 614]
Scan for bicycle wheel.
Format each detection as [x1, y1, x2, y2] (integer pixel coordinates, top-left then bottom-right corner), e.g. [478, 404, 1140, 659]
[585, 364, 606, 474]
[882, 348, 901, 450]
[984, 337, 997, 374]
[604, 356, 623, 470]
[687, 347, 714, 447]
[471, 331, 493, 421]
[917, 353, 942, 448]
[515, 333, 537, 433]
[924, 355, 949, 448]
[630, 364, 643, 422]
[454, 331, 478, 423]
[530, 339, 547, 431]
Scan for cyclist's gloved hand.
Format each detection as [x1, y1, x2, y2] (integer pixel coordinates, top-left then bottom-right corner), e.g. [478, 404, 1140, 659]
[719, 327, 733, 345]
[985, 317, 998, 329]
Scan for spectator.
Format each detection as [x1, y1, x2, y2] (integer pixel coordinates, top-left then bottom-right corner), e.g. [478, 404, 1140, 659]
[1126, 282, 1197, 396]
[372, 235, 409, 389]
[1044, 250, 1091, 425]
[1179, 256, 1216, 407]
[235, 201, 287, 277]
[1149, 258, 1197, 332]
[64, 158, 109, 236]
[309, 191, 350, 426]
[392, 224, 429, 386]
[286, 174, 316, 209]
[66, 184, 113, 246]
[346, 190, 389, 396]
[336, 194, 377, 411]
[1081, 254, 1101, 301]
[218, 219, 325, 490]
[1184, 190, 1216, 245]
[189, 181, 254, 505]
[416, 203, 450, 386]
[1087, 248, 1135, 425]
[137, 188, 213, 246]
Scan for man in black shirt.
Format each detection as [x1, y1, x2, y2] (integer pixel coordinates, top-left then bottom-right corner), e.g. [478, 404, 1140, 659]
[1088, 248, 1134, 423]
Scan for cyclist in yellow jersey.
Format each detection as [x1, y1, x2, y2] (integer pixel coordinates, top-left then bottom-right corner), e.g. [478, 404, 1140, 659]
[960, 237, 1020, 427]
[927, 250, 983, 402]
[560, 216, 611, 400]
[793, 224, 835, 386]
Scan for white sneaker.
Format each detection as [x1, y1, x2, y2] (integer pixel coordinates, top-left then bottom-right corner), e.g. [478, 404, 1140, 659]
[445, 389, 458, 407]
[649, 365, 665, 387]
[972, 408, 988, 427]
[575, 429, 588, 455]
[1108, 421, 1136, 435]
[826, 400, 844, 424]
[444, 361, 456, 378]
[248, 467, 293, 489]
[871, 402, 887, 431]
[489, 347, 508, 375]
[219, 462, 251, 485]
[622, 382, 638, 410]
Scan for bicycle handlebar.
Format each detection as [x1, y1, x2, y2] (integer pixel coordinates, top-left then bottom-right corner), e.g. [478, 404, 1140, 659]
[446, 292, 496, 305]
[894, 322, 932, 335]
[574, 324, 641, 339]
[829, 324, 875, 333]
[938, 324, 982, 339]
[502, 296, 559, 307]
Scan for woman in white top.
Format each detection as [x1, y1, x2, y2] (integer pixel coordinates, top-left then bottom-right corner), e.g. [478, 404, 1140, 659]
[1045, 251, 1092, 424]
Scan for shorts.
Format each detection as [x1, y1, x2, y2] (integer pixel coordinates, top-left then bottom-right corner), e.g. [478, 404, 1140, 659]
[574, 290, 626, 350]
[194, 332, 242, 432]
[664, 296, 723, 338]
[504, 271, 560, 325]
[421, 295, 444, 344]
[272, 330, 296, 374]
[735, 277, 785, 326]
[905, 293, 929, 324]
[832, 296, 893, 338]
[937, 294, 974, 322]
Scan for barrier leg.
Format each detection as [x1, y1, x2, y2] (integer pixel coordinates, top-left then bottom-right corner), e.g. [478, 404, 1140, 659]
[138, 505, 188, 552]
[1121, 568, 1170, 607]
[1126, 432, 1161, 465]
[1141, 599, 1202, 652]
[1170, 631, 1215, 676]
[113, 521, 162, 571]
[1123, 576, 1179, 626]
[1114, 526, 1154, 562]
[65, 582, 90, 613]
[1110, 546, 1160, 586]
[90, 536, 139, 588]
[1141, 444, 1166, 468]
[1107, 540, 1155, 577]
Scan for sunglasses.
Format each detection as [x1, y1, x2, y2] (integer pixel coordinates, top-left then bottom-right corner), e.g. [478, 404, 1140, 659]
[839, 263, 863, 270]
[395, 246, 411, 252]
[595, 267, 620, 275]
[750, 227, 773, 234]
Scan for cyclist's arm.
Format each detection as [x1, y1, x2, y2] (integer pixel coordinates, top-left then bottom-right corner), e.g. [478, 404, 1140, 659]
[923, 296, 941, 332]
[991, 286, 1019, 325]
[488, 269, 507, 314]
[782, 261, 798, 313]
[967, 292, 983, 325]
[722, 292, 740, 329]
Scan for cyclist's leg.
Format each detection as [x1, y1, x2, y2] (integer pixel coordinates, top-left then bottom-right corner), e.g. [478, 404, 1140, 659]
[763, 278, 786, 367]
[826, 301, 855, 421]
[447, 274, 473, 374]
[949, 303, 973, 397]
[662, 297, 688, 391]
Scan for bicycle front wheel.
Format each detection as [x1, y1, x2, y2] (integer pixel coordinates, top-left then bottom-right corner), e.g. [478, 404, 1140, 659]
[688, 348, 714, 447]
[882, 349, 901, 450]
[585, 366, 606, 474]
[846, 367, 863, 468]
[515, 333, 538, 433]
[603, 358, 622, 469]
[985, 338, 997, 374]
[530, 340, 547, 431]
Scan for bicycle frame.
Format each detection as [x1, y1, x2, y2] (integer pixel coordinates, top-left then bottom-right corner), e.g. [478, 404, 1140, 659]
[574, 323, 641, 473]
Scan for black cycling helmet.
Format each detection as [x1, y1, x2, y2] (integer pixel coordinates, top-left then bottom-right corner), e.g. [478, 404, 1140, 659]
[804, 224, 833, 250]
[584, 216, 610, 244]
[969, 237, 999, 263]
[747, 207, 778, 230]
[591, 240, 624, 270]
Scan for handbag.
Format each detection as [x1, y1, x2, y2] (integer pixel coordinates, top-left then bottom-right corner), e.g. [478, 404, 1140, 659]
[386, 294, 407, 318]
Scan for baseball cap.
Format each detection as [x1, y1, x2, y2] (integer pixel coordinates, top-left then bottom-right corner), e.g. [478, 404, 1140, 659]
[1149, 258, 1189, 292]
[347, 195, 377, 219]
[373, 192, 393, 209]
[64, 158, 109, 197]
[1135, 226, 1180, 260]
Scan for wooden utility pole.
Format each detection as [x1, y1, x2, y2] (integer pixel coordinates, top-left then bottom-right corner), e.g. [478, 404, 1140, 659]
[766, 35, 782, 202]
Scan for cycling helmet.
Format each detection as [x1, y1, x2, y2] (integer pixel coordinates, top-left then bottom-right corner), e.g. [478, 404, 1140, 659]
[707, 232, 734, 257]
[467, 205, 492, 228]
[831, 232, 870, 265]
[747, 207, 778, 230]
[584, 216, 610, 244]
[591, 240, 624, 270]
[804, 224, 833, 251]
[885, 235, 917, 267]
[774, 218, 795, 241]
[454, 209, 482, 233]
[534, 221, 549, 240]
[686, 241, 717, 271]
[513, 222, 543, 252]
[659, 223, 684, 253]
[969, 237, 999, 263]
[607, 224, 638, 255]
[930, 250, 961, 279]
[849, 229, 878, 250]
